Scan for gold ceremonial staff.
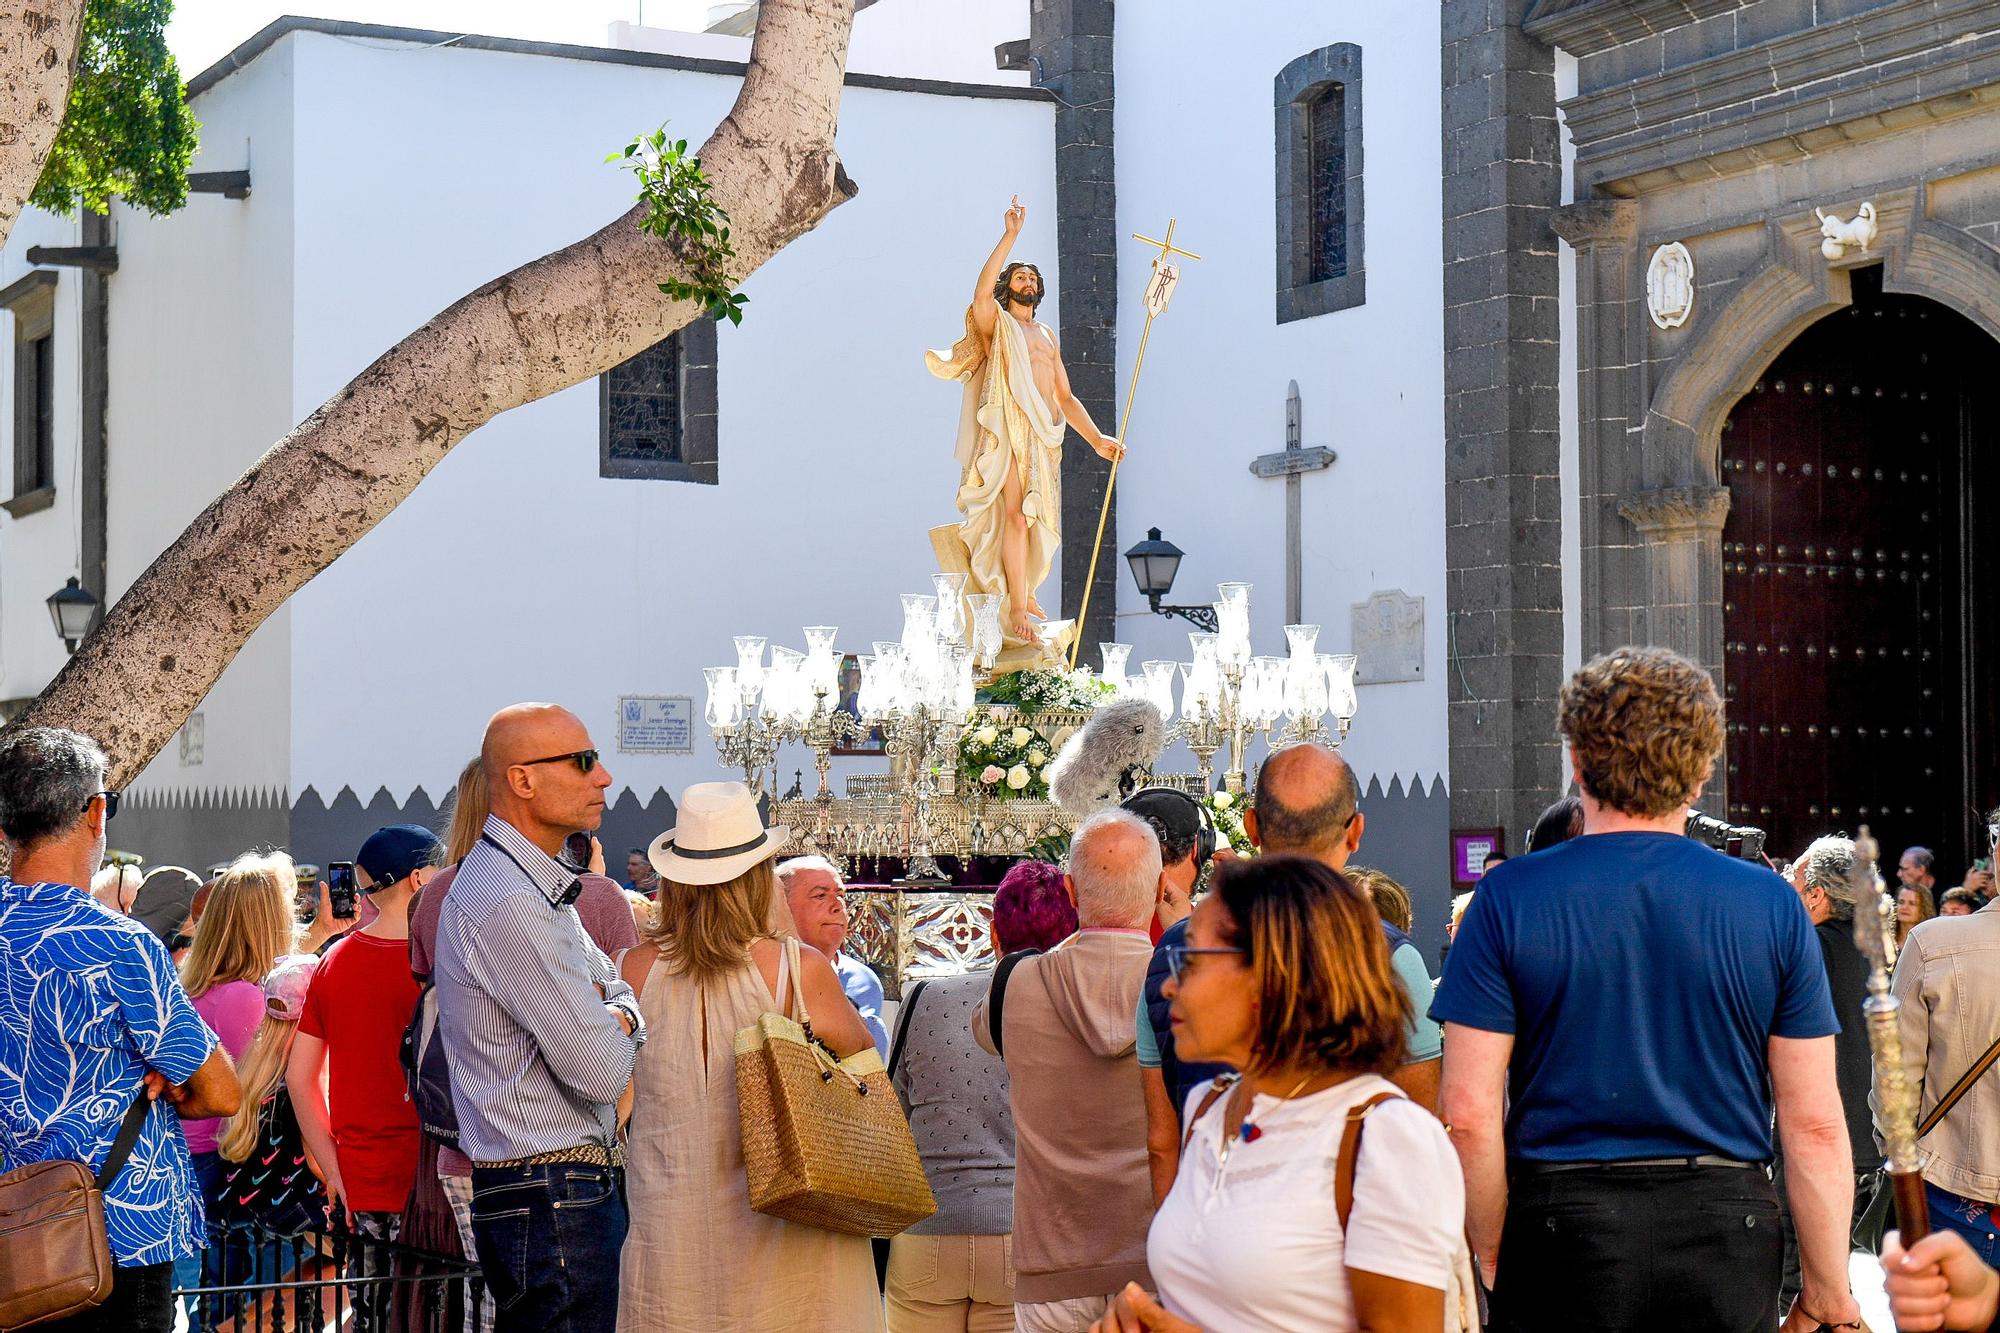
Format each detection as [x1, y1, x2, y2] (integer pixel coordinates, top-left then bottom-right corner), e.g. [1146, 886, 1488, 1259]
[1850, 824, 1931, 1246]
[1067, 221, 1201, 672]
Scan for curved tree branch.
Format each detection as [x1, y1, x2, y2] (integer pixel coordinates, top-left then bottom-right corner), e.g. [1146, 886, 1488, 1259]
[0, 0, 87, 248]
[19, 0, 860, 783]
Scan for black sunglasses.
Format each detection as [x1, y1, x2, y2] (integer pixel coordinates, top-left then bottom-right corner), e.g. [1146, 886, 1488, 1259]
[517, 749, 600, 775]
[84, 790, 121, 821]
[1163, 944, 1244, 982]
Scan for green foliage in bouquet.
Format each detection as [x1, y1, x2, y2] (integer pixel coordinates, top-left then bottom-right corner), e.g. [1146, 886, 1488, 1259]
[959, 717, 1055, 801]
[1203, 789, 1254, 855]
[978, 667, 1116, 715]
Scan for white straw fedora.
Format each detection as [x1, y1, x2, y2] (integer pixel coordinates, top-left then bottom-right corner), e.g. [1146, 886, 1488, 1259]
[648, 781, 791, 886]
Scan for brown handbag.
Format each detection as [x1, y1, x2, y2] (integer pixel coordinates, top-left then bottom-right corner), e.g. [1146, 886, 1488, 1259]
[733, 937, 936, 1237]
[0, 1096, 151, 1331]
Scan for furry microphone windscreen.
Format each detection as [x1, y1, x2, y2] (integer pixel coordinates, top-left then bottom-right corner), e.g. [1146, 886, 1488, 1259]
[1046, 698, 1169, 815]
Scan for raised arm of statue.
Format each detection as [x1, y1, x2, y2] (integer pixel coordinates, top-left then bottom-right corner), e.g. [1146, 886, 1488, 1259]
[971, 195, 1024, 339]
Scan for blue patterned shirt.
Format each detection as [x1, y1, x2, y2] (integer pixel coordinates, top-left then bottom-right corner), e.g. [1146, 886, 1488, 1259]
[0, 877, 216, 1265]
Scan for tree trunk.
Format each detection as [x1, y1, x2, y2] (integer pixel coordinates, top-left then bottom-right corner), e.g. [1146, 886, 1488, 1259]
[19, 0, 860, 784]
[0, 0, 86, 250]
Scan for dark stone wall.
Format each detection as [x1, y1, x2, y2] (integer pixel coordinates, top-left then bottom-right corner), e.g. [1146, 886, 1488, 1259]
[1030, 0, 1118, 661]
[1353, 773, 1454, 970]
[1440, 0, 1566, 852]
[113, 784, 678, 880]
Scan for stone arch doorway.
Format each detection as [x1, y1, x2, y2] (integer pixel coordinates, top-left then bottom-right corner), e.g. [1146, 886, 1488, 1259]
[1718, 267, 1999, 877]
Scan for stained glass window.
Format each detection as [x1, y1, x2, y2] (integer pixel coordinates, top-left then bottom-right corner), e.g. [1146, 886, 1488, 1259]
[606, 334, 682, 463]
[1308, 83, 1348, 284]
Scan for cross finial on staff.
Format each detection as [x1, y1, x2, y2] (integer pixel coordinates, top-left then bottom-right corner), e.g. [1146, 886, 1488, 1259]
[1132, 220, 1203, 265]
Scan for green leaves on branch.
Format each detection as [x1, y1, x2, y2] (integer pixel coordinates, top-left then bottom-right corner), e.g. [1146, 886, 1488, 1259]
[34, 0, 198, 217]
[612, 127, 748, 326]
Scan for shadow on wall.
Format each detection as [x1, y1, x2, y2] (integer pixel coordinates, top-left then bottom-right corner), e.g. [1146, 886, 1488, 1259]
[114, 788, 291, 877]
[292, 784, 680, 879]
[1348, 773, 1452, 968]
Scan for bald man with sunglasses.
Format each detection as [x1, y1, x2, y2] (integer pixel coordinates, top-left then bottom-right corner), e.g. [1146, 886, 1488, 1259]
[432, 704, 645, 1333]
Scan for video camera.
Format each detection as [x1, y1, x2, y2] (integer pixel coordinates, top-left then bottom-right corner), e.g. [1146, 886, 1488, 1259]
[1685, 810, 1767, 861]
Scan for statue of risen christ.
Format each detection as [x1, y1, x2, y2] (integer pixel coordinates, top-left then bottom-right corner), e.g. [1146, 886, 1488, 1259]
[927, 197, 1123, 645]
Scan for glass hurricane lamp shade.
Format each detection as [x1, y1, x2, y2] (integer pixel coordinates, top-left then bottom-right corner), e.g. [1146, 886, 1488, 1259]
[1124, 527, 1185, 600]
[1142, 660, 1178, 719]
[765, 647, 807, 722]
[932, 573, 969, 645]
[1100, 642, 1133, 683]
[47, 577, 97, 648]
[900, 594, 938, 648]
[966, 594, 1004, 666]
[1324, 653, 1360, 722]
[1283, 624, 1320, 662]
[802, 626, 840, 697]
[704, 667, 743, 730]
[1216, 583, 1253, 667]
[733, 636, 767, 695]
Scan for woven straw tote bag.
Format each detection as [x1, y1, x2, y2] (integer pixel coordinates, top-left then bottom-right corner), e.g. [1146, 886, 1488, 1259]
[734, 936, 936, 1236]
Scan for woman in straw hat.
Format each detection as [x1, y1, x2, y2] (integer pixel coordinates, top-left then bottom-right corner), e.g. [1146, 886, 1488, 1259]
[615, 782, 883, 1332]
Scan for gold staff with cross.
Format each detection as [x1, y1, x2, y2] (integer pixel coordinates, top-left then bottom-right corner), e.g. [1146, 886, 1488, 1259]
[1067, 221, 1201, 671]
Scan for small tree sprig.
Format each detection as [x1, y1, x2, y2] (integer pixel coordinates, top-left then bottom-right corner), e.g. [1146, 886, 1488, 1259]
[611, 126, 749, 326]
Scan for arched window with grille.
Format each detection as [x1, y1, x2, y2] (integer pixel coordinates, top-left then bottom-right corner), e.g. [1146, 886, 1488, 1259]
[1276, 43, 1364, 322]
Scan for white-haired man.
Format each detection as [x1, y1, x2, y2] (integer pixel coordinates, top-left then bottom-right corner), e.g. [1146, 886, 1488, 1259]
[776, 856, 887, 1056]
[974, 808, 1163, 1333]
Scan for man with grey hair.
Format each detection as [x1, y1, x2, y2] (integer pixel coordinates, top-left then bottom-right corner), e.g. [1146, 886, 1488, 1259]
[0, 726, 241, 1333]
[974, 808, 1162, 1332]
[776, 855, 886, 1056]
[1780, 834, 1878, 1306]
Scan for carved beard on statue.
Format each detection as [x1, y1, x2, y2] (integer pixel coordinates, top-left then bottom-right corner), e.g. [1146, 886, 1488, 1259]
[994, 261, 1044, 314]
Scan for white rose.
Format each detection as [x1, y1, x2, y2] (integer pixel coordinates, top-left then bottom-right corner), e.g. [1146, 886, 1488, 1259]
[974, 725, 999, 747]
[1006, 765, 1031, 790]
[1027, 748, 1049, 768]
[1010, 727, 1033, 748]
[1212, 791, 1235, 811]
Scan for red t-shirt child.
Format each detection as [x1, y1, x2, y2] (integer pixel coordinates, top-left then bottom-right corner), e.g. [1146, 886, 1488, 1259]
[297, 930, 421, 1214]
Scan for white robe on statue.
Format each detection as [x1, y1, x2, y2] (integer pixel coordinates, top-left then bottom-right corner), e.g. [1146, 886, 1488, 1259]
[926, 307, 1066, 644]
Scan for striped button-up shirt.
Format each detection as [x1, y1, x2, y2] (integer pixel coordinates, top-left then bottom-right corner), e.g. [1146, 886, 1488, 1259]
[434, 815, 644, 1162]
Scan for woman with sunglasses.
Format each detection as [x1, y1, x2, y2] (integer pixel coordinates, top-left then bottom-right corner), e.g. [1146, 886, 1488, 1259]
[1092, 856, 1468, 1333]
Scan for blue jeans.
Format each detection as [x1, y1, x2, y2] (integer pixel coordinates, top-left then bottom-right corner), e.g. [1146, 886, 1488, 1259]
[468, 1161, 626, 1333]
[1927, 1180, 2000, 1266]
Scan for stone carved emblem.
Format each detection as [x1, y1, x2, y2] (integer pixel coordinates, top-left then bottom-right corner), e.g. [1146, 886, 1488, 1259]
[1646, 242, 1695, 330]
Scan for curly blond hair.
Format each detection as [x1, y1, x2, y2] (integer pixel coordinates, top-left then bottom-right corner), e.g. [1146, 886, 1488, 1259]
[1557, 647, 1724, 819]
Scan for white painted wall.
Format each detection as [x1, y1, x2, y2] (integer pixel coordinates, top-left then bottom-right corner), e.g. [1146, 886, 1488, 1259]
[1111, 2, 1448, 791]
[277, 30, 1054, 806]
[0, 210, 87, 702]
[105, 40, 300, 799]
[610, 0, 1029, 87]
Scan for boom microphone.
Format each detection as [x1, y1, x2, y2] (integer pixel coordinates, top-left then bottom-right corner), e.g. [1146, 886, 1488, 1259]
[1046, 697, 1168, 816]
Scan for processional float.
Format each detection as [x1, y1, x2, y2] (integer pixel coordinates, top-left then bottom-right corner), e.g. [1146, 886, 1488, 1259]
[696, 222, 1362, 990]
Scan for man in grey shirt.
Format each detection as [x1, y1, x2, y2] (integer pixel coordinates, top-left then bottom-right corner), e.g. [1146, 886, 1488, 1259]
[434, 704, 644, 1333]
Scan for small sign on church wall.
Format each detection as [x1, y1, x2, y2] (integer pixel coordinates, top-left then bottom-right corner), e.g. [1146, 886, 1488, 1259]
[1352, 589, 1425, 683]
[617, 695, 694, 754]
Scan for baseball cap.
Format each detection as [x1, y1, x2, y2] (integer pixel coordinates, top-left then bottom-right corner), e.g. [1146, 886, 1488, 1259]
[1121, 787, 1209, 867]
[356, 824, 442, 891]
[262, 953, 321, 1022]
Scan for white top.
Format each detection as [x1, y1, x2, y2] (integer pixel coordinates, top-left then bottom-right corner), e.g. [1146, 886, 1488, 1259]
[1147, 1073, 1466, 1333]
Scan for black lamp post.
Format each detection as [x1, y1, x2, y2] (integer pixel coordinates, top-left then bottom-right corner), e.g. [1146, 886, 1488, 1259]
[1124, 528, 1218, 632]
[47, 577, 98, 654]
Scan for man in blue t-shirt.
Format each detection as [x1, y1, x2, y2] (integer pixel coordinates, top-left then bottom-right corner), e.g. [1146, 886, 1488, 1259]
[1433, 647, 1860, 1333]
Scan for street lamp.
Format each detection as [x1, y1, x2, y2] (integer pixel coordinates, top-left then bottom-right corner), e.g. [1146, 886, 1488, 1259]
[1124, 528, 1218, 632]
[47, 577, 98, 654]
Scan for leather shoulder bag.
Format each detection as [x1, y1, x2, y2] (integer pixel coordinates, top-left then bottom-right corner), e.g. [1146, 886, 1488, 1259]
[0, 1094, 151, 1330]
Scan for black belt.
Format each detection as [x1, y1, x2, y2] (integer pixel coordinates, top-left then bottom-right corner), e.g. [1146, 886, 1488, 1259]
[1511, 1155, 1761, 1175]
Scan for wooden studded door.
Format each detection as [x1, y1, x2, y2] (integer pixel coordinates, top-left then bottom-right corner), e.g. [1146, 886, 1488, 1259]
[1719, 270, 1996, 873]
